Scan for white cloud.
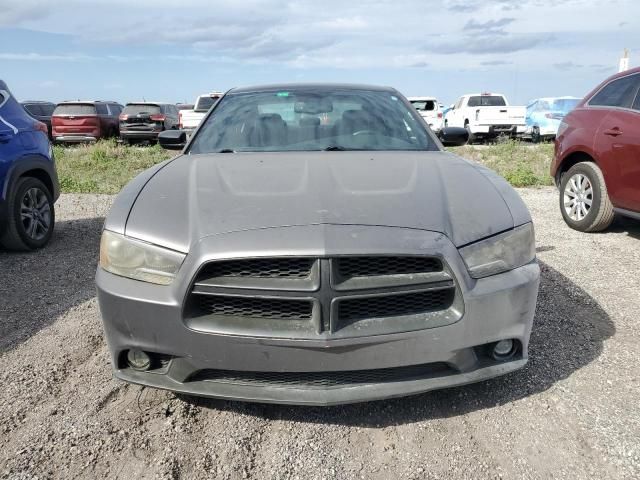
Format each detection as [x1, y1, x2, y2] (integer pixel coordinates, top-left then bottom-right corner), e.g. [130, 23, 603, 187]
[0, 52, 93, 61]
[0, 0, 638, 72]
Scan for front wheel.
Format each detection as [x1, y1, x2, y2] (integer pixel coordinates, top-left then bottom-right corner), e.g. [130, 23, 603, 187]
[464, 123, 475, 144]
[559, 162, 614, 232]
[531, 126, 541, 143]
[0, 177, 55, 250]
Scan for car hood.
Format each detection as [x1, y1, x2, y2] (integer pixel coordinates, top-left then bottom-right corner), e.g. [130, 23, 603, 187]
[123, 151, 519, 252]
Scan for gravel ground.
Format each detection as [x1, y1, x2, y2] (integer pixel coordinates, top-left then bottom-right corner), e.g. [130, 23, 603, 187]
[1, 189, 639, 479]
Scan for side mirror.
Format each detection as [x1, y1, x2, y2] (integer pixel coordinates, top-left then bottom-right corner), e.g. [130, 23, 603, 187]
[158, 130, 186, 150]
[438, 127, 469, 147]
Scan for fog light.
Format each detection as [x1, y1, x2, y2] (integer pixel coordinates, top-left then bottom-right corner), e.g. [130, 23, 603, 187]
[126, 349, 151, 371]
[492, 339, 515, 360]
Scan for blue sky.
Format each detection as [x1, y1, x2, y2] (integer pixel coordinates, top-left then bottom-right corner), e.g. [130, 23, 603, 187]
[1, 0, 638, 106]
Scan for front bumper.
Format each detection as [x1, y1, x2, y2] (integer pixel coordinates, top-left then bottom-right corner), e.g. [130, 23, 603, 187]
[120, 130, 161, 141]
[54, 135, 97, 143]
[96, 225, 540, 405]
[472, 125, 527, 137]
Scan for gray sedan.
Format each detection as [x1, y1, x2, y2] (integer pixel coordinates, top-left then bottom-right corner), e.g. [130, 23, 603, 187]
[96, 84, 539, 405]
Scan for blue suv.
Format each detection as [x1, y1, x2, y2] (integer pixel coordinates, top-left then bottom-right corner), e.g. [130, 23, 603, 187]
[0, 80, 59, 250]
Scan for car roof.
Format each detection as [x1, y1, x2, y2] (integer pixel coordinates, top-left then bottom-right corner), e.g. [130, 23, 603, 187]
[125, 102, 168, 105]
[408, 96, 438, 101]
[464, 93, 506, 97]
[58, 100, 120, 104]
[531, 96, 581, 102]
[229, 83, 396, 94]
[21, 100, 56, 104]
[602, 66, 640, 82]
[0, 79, 7, 90]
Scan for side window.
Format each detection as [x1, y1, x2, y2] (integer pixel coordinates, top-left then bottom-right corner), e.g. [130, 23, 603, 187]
[96, 103, 108, 115]
[454, 98, 463, 109]
[589, 74, 640, 108]
[633, 91, 640, 111]
[25, 104, 42, 116]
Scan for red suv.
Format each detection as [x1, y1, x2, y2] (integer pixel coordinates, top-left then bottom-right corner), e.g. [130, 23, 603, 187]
[52, 101, 123, 143]
[551, 67, 640, 232]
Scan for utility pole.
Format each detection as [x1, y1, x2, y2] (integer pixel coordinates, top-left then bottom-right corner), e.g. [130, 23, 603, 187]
[619, 48, 630, 73]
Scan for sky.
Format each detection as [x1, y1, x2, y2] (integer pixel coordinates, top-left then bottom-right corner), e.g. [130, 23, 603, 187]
[1, 0, 638, 106]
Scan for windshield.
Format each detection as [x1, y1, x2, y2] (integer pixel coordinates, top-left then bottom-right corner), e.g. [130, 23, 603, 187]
[53, 104, 96, 115]
[195, 95, 221, 112]
[188, 88, 435, 153]
[410, 100, 436, 111]
[551, 99, 580, 112]
[467, 96, 507, 107]
[123, 104, 161, 115]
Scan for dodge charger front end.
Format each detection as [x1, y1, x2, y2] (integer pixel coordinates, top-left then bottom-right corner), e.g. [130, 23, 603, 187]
[96, 84, 539, 405]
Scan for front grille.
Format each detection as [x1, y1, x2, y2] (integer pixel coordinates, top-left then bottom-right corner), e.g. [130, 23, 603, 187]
[199, 296, 313, 320]
[189, 362, 452, 388]
[337, 256, 442, 277]
[186, 255, 460, 337]
[338, 289, 455, 322]
[197, 258, 314, 279]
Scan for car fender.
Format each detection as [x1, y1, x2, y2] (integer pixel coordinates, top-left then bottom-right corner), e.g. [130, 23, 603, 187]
[0, 153, 58, 234]
[2, 152, 59, 202]
[103, 156, 177, 235]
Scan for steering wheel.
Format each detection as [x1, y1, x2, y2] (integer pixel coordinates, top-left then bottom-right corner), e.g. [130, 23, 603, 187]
[352, 130, 376, 137]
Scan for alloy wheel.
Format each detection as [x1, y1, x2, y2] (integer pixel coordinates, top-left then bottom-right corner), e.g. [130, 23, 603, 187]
[563, 173, 593, 221]
[20, 187, 51, 240]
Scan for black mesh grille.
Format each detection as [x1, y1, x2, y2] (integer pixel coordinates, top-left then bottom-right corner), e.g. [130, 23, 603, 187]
[337, 256, 442, 277]
[199, 296, 312, 320]
[190, 362, 452, 388]
[198, 258, 314, 280]
[338, 289, 454, 321]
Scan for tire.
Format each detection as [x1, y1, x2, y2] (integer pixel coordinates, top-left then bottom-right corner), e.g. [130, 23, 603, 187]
[0, 177, 55, 251]
[559, 162, 614, 232]
[531, 126, 541, 143]
[464, 122, 475, 144]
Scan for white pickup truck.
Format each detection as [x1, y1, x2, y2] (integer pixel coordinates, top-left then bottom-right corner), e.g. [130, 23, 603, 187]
[408, 96, 444, 132]
[444, 93, 526, 142]
[178, 92, 223, 131]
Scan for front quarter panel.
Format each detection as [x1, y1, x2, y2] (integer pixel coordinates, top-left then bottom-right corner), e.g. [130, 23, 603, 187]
[103, 156, 177, 235]
[470, 163, 532, 227]
[552, 108, 603, 179]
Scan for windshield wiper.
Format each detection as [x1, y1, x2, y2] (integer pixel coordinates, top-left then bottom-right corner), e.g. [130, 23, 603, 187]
[323, 145, 348, 151]
[217, 148, 236, 153]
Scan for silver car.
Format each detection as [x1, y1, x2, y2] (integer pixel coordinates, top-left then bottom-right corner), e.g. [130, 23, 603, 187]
[96, 84, 540, 406]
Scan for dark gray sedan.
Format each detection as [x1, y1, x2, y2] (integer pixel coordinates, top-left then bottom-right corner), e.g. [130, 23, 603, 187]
[96, 84, 539, 405]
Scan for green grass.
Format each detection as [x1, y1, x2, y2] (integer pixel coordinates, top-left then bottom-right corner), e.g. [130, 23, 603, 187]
[54, 139, 174, 194]
[54, 139, 555, 194]
[451, 140, 555, 187]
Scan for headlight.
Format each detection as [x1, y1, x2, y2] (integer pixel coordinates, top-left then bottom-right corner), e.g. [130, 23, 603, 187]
[99, 230, 186, 285]
[459, 223, 535, 279]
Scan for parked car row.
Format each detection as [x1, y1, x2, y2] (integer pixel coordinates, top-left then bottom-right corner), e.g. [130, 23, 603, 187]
[19, 99, 196, 145]
[21, 90, 577, 146]
[408, 92, 583, 143]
